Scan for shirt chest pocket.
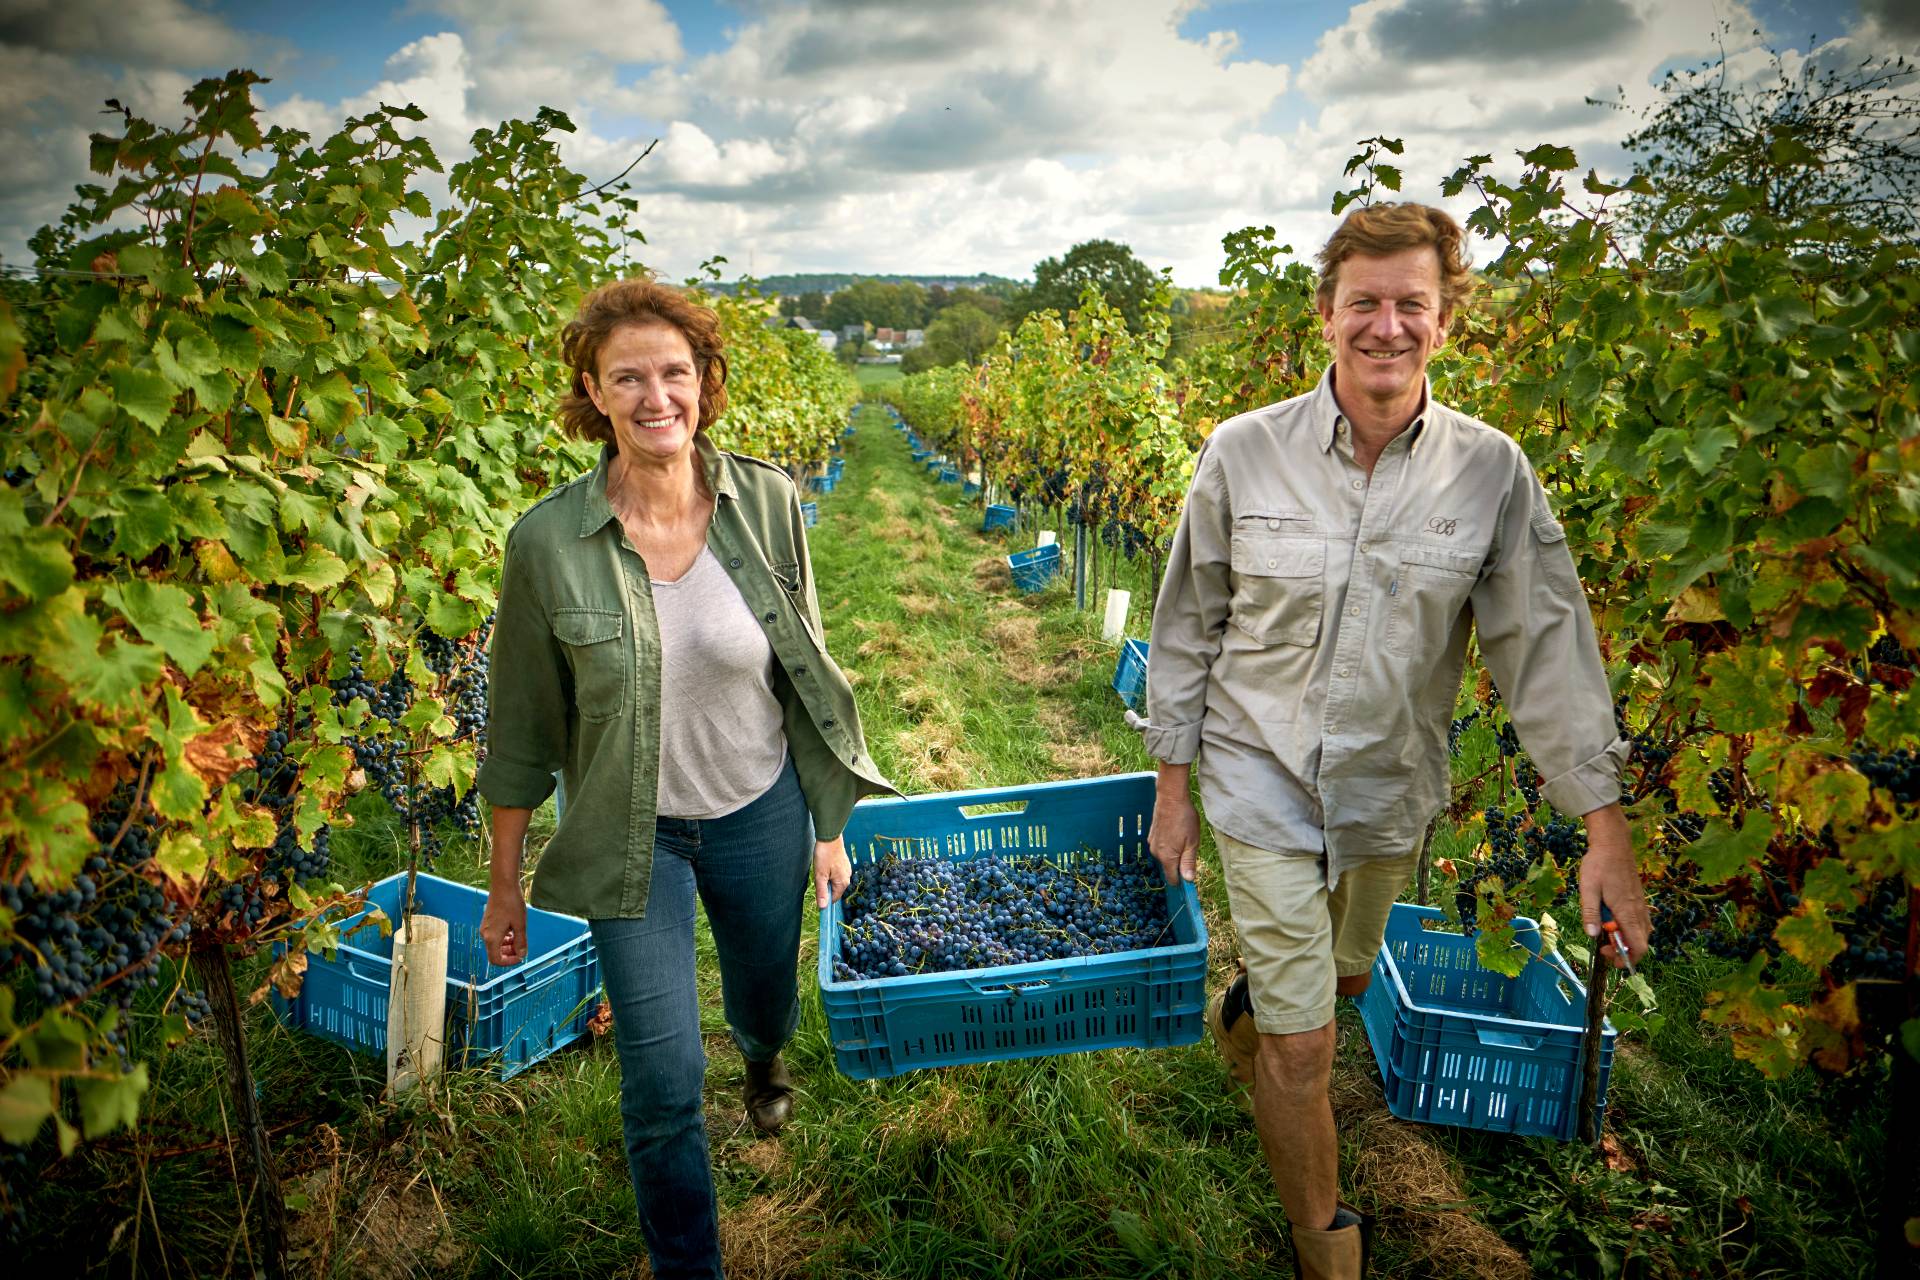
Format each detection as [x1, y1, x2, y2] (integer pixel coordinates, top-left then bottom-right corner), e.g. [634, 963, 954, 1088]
[1386, 544, 1481, 655]
[1229, 533, 1325, 647]
[551, 607, 626, 723]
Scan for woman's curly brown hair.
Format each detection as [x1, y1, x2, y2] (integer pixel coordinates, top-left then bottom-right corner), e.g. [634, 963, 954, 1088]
[1315, 202, 1476, 323]
[559, 278, 730, 445]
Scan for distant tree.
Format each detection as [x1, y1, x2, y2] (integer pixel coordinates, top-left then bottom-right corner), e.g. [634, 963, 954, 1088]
[823, 278, 927, 331]
[1168, 288, 1233, 361]
[795, 289, 827, 321]
[926, 284, 950, 312]
[1014, 239, 1160, 333]
[1609, 38, 1920, 264]
[778, 294, 801, 318]
[900, 303, 1001, 373]
[938, 286, 1007, 320]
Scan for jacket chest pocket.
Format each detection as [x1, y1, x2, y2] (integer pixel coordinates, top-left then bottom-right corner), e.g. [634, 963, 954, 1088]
[1229, 533, 1325, 647]
[1386, 545, 1480, 655]
[551, 607, 626, 723]
[769, 559, 825, 651]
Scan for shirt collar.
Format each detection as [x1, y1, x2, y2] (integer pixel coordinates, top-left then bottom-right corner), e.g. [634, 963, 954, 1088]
[577, 432, 738, 539]
[1315, 366, 1435, 458]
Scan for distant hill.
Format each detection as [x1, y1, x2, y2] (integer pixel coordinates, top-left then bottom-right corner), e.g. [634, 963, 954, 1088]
[704, 272, 1025, 297]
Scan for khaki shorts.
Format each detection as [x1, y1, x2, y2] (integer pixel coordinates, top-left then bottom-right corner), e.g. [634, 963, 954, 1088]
[1215, 831, 1419, 1035]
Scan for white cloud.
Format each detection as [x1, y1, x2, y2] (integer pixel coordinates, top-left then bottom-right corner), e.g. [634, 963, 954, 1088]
[0, 0, 250, 67]
[2, 0, 1906, 286]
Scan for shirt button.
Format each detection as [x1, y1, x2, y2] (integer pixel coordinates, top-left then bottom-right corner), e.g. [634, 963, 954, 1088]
[729, 557, 742, 569]
[793, 666, 808, 678]
[823, 718, 837, 729]
[1348, 605, 1360, 617]
[1267, 559, 1278, 569]
[1359, 543, 1370, 554]
[764, 611, 777, 624]
[1351, 480, 1363, 490]
[1338, 667, 1352, 678]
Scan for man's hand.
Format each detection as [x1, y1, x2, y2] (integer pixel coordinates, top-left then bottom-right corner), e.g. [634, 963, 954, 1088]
[1578, 803, 1649, 970]
[1150, 763, 1199, 885]
[815, 834, 853, 909]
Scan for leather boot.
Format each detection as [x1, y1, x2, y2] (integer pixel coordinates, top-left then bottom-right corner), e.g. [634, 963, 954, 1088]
[743, 1055, 794, 1136]
[1206, 966, 1260, 1091]
[1289, 1204, 1372, 1280]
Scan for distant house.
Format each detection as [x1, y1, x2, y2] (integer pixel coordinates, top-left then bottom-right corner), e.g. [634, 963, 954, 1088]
[873, 327, 902, 349]
[902, 329, 925, 349]
[815, 330, 837, 352]
[839, 324, 866, 345]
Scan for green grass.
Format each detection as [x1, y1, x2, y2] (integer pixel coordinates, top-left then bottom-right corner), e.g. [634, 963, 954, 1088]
[854, 362, 905, 389]
[16, 406, 1889, 1278]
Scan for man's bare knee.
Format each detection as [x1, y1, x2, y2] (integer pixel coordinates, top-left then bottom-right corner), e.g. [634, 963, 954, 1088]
[1335, 972, 1370, 998]
[1254, 1023, 1334, 1098]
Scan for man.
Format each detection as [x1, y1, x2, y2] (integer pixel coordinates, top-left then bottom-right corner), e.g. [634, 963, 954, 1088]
[1140, 202, 1649, 1280]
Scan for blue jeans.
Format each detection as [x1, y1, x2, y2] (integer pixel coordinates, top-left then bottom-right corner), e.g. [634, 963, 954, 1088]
[588, 759, 812, 1280]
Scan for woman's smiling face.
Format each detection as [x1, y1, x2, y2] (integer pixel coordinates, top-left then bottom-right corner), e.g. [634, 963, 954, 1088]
[587, 321, 702, 463]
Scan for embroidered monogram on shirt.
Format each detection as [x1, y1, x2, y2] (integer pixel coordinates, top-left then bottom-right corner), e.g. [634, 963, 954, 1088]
[1426, 516, 1458, 536]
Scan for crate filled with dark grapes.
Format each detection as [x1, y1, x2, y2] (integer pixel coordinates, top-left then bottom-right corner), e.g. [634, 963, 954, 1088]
[818, 772, 1208, 1079]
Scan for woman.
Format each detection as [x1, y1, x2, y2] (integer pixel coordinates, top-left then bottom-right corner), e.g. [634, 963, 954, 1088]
[477, 278, 891, 1279]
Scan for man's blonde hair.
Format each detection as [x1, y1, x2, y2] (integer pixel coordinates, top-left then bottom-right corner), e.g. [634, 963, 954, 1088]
[1316, 202, 1475, 317]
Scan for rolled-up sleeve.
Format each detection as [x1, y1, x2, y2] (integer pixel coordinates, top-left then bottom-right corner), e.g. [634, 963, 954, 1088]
[1470, 451, 1629, 816]
[1144, 441, 1232, 764]
[475, 531, 567, 809]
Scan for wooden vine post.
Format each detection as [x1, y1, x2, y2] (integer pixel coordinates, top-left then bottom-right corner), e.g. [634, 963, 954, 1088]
[1577, 943, 1611, 1146]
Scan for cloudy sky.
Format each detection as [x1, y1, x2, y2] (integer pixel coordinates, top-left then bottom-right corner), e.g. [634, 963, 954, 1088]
[2, 0, 1914, 286]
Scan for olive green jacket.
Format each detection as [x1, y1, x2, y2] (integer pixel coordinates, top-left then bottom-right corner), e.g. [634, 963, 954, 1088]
[476, 435, 894, 919]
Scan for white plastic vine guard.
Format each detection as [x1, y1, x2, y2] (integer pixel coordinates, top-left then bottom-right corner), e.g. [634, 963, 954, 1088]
[386, 913, 449, 1095]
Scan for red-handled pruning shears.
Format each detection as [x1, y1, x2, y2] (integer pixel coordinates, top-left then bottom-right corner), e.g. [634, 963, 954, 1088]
[1600, 904, 1636, 979]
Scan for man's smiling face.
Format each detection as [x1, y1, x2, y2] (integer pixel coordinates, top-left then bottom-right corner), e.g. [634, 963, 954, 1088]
[1319, 245, 1451, 417]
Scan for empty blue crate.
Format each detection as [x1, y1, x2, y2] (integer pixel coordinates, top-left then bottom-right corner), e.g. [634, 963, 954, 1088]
[276, 872, 601, 1080]
[809, 473, 837, 494]
[983, 503, 1016, 532]
[937, 466, 960, 485]
[1007, 543, 1062, 592]
[1360, 903, 1616, 1141]
[1112, 638, 1148, 711]
[801, 500, 819, 528]
[818, 772, 1208, 1079]
[962, 480, 980, 496]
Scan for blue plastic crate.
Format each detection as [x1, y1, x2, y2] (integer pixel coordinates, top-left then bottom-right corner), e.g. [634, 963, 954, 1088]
[819, 773, 1208, 1079]
[1007, 543, 1062, 593]
[276, 872, 601, 1080]
[1360, 903, 1615, 1141]
[801, 500, 819, 528]
[828, 457, 845, 476]
[1112, 638, 1148, 711]
[809, 474, 837, 494]
[962, 481, 980, 496]
[983, 503, 1016, 532]
[937, 466, 960, 485]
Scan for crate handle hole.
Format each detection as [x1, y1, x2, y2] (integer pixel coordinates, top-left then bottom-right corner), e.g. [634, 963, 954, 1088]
[957, 800, 1029, 819]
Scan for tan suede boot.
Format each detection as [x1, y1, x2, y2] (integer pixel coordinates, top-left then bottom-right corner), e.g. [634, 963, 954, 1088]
[1289, 1205, 1372, 1280]
[1206, 967, 1260, 1091]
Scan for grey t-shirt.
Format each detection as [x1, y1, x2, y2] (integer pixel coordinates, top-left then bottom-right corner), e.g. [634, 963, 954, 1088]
[651, 545, 789, 819]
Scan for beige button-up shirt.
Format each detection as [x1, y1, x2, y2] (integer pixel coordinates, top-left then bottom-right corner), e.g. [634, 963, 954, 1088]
[1144, 370, 1628, 887]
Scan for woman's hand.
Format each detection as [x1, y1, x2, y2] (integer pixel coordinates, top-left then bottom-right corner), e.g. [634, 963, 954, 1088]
[814, 835, 853, 909]
[480, 885, 529, 967]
